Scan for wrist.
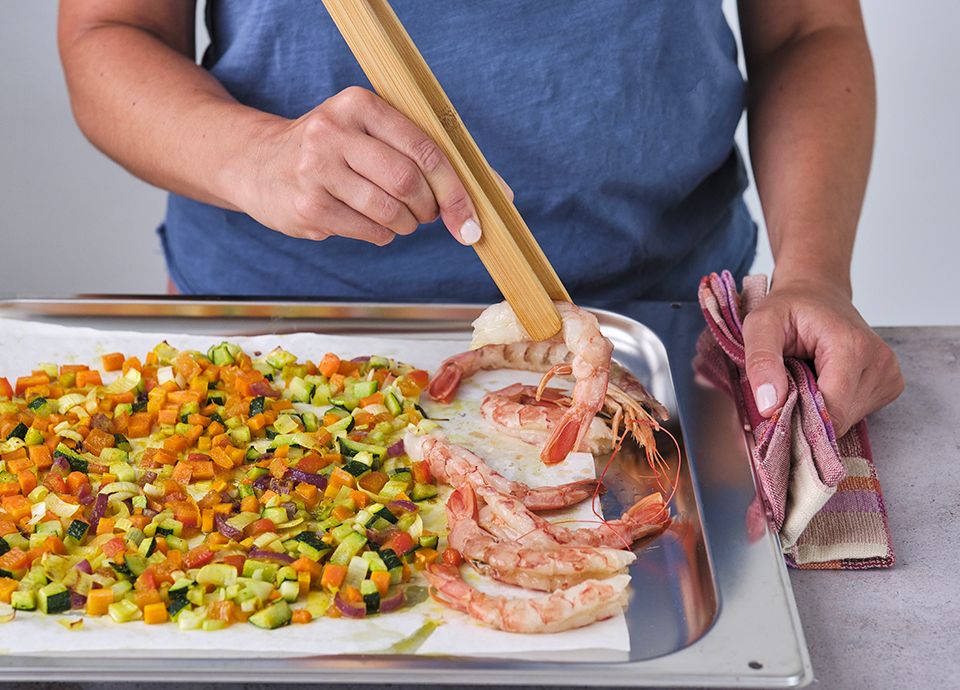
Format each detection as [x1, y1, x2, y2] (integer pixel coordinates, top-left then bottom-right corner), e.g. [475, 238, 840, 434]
[211, 105, 288, 214]
[771, 255, 852, 299]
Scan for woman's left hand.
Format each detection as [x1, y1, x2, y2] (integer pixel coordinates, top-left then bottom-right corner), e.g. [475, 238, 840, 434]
[741, 278, 904, 436]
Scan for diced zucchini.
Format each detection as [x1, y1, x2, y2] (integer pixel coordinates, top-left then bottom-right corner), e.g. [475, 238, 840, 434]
[412, 483, 439, 501]
[300, 411, 319, 432]
[243, 560, 279, 582]
[197, 563, 238, 587]
[337, 437, 387, 460]
[261, 506, 288, 525]
[266, 347, 297, 370]
[351, 380, 378, 399]
[278, 579, 299, 602]
[5, 422, 28, 441]
[108, 599, 142, 623]
[248, 600, 292, 629]
[345, 555, 369, 588]
[329, 532, 367, 566]
[53, 443, 87, 473]
[38, 582, 71, 614]
[419, 535, 439, 549]
[23, 427, 44, 446]
[11, 591, 36, 611]
[342, 459, 372, 476]
[383, 391, 403, 416]
[361, 579, 380, 614]
[286, 377, 315, 403]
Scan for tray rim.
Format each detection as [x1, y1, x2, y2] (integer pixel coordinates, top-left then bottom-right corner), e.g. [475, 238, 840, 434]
[0, 297, 811, 687]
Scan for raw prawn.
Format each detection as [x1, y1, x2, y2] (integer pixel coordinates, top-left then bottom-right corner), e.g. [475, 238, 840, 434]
[475, 484, 670, 549]
[430, 301, 612, 464]
[480, 383, 614, 455]
[405, 432, 600, 511]
[444, 484, 635, 591]
[424, 564, 630, 633]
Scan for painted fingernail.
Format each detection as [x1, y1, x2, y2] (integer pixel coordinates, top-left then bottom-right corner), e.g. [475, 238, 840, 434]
[755, 383, 777, 413]
[459, 218, 482, 245]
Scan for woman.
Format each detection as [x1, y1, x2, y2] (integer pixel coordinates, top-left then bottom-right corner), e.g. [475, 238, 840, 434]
[57, 0, 902, 433]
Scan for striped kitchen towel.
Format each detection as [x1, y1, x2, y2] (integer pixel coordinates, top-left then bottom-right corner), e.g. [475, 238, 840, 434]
[696, 270, 894, 569]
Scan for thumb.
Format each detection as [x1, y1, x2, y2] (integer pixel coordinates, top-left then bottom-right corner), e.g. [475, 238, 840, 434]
[742, 308, 790, 416]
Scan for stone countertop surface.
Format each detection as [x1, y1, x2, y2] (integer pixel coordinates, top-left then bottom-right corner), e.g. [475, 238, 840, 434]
[10, 326, 960, 690]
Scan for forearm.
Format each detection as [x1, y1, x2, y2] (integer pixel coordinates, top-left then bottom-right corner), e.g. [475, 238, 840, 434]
[746, 24, 875, 295]
[59, 22, 279, 209]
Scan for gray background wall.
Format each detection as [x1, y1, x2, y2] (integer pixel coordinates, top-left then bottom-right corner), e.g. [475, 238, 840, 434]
[1, 2, 956, 324]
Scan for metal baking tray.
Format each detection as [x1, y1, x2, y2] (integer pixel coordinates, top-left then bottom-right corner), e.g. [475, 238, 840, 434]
[0, 297, 811, 686]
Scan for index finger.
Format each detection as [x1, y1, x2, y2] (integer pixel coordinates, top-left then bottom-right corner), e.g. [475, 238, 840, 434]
[358, 96, 481, 245]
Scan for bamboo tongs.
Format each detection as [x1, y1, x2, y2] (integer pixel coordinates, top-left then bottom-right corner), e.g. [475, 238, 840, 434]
[322, 0, 570, 341]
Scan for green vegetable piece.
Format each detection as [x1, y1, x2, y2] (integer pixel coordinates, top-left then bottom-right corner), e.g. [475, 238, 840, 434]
[38, 582, 70, 614]
[248, 600, 292, 629]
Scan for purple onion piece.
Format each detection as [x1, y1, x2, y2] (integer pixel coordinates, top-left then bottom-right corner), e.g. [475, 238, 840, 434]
[248, 380, 278, 398]
[334, 592, 367, 619]
[77, 483, 94, 506]
[379, 589, 405, 613]
[51, 456, 70, 475]
[89, 493, 109, 529]
[387, 500, 418, 515]
[351, 356, 371, 364]
[138, 471, 158, 487]
[246, 549, 295, 564]
[287, 468, 328, 489]
[74, 559, 93, 575]
[281, 502, 296, 520]
[252, 475, 272, 490]
[69, 591, 87, 610]
[143, 508, 158, 519]
[215, 513, 243, 541]
[387, 440, 405, 457]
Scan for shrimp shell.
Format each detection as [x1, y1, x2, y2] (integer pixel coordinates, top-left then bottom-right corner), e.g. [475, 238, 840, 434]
[405, 432, 601, 511]
[425, 564, 631, 633]
[445, 484, 635, 591]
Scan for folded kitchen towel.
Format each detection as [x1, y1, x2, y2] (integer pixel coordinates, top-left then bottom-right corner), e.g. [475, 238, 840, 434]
[696, 270, 894, 569]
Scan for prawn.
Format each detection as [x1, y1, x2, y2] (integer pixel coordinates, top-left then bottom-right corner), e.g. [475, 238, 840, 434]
[430, 301, 612, 464]
[405, 432, 601, 511]
[425, 564, 630, 634]
[445, 484, 635, 591]
[475, 484, 671, 549]
[479, 383, 614, 455]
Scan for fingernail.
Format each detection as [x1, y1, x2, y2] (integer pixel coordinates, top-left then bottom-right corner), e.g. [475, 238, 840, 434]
[459, 218, 482, 245]
[755, 383, 778, 413]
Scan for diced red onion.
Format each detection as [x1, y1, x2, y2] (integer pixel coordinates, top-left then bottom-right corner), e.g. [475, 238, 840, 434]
[287, 468, 328, 489]
[137, 471, 158, 487]
[334, 592, 367, 618]
[351, 356, 371, 363]
[379, 589, 405, 613]
[387, 440, 405, 457]
[89, 493, 109, 528]
[215, 513, 243, 541]
[246, 549, 295, 564]
[253, 475, 272, 490]
[281, 502, 296, 520]
[143, 508, 158, 519]
[186, 453, 209, 463]
[69, 591, 87, 610]
[249, 380, 279, 398]
[74, 559, 93, 574]
[77, 483, 94, 506]
[51, 456, 70, 475]
[388, 500, 418, 514]
[366, 527, 397, 546]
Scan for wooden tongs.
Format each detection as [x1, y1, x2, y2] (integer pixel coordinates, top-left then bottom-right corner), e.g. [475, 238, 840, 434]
[322, 0, 570, 341]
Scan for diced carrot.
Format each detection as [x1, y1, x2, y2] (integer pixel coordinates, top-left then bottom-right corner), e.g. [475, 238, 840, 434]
[357, 471, 388, 495]
[0, 520, 18, 537]
[43, 535, 67, 555]
[320, 563, 347, 591]
[157, 408, 179, 426]
[1, 495, 31, 522]
[135, 589, 162, 609]
[209, 446, 234, 470]
[17, 470, 39, 496]
[412, 460, 432, 485]
[273, 445, 289, 459]
[172, 462, 193, 485]
[101, 352, 125, 371]
[96, 518, 116, 536]
[142, 601, 168, 625]
[349, 490, 369, 509]
[370, 570, 391, 597]
[163, 434, 190, 454]
[66, 471, 89, 495]
[15, 374, 49, 396]
[246, 413, 268, 433]
[126, 412, 153, 438]
[240, 495, 260, 513]
[330, 505, 354, 522]
[413, 548, 440, 570]
[28, 444, 53, 470]
[129, 514, 151, 530]
[330, 467, 355, 488]
[341, 584, 363, 604]
[188, 459, 215, 480]
[329, 373, 345, 393]
[187, 413, 210, 428]
[292, 608, 312, 624]
[318, 353, 341, 378]
[359, 392, 384, 408]
[0, 378, 12, 399]
[121, 356, 142, 373]
[0, 577, 19, 603]
[294, 482, 319, 507]
[43, 473, 67, 494]
[323, 480, 343, 499]
[0, 548, 30, 572]
[336, 359, 360, 376]
[86, 587, 114, 616]
[291, 556, 323, 579]
[205, 421, 225, 437]
[75, 370, 103, 388]
[268, 456, 288, 479]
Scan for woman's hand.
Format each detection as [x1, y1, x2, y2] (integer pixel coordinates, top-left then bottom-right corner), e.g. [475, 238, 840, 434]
[742, 277, 904, 436]
[237, 86, 482, 246]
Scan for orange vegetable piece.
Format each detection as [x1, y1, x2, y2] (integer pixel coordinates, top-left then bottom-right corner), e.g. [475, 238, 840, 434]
[172, 462, 193, 486]
[16, 470, 37, 496]
[0, 577, 19, 603]
[75, 370, 103, 388]
[126, 413, 153, 438]
[143, 602, 168, 625]
[208, 600, 236, 622]
[66, 471, 89, 495]
[0, 548, 29, 572]
[349, 490, 369, 509]
[240, 495, 260, 513]
[318, 353, 341, 378]
[96, 518, 116, 536]
[157, 408, 179, 426]
[6, 456, 33, 473]
[2, 495, 31, 522]
[268, 456, 288, 479]
[407, 369, 429, 388]
[86, 588, 114, 616]
[15, 374, 49, 396]
[359, 392, 383, 408]
[414, 548, 439, 570]
[28, 445, 53, 470]
[330, 467, 355, 488]
[292, 608, 312, 624]
[0, 378, 12, 399]
[43, 536, 67, 555]
[291, 557, 323, 579]
[357, 471, 389, 495]
[370, 570, 391, 597]
[330, 505, 354, 522]
[320, 563, 347, 591]
[412, 460, 432, 485]
[101, 353, 125, 371]
[294, 482, 319, 508]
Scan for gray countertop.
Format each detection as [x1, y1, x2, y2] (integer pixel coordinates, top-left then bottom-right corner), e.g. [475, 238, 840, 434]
[11, 326, 960, 690]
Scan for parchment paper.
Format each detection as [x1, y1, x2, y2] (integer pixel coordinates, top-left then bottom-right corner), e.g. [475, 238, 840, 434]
[0, 318, 629, 660]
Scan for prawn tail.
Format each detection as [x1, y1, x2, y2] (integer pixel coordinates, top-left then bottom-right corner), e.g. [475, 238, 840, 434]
[540, 408, 592, 464]
[427, 362, 464, 402]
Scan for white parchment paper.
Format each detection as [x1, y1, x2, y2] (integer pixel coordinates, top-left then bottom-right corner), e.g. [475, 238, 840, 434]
[0, 318, 629, 660]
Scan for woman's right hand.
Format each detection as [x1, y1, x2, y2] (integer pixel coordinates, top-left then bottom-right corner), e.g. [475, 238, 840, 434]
[236, 86, 482, 246]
